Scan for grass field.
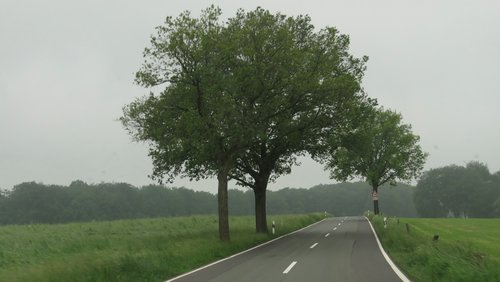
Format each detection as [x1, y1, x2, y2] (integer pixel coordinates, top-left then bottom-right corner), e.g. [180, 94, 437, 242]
[0, 213, 324, 282]
[370, 215, 500, 282]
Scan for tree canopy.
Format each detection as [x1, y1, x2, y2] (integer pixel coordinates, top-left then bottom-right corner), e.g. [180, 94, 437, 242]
[122, 6, 371, 236]
[122, 6, 259, 240]
[219, 8, 369, 232]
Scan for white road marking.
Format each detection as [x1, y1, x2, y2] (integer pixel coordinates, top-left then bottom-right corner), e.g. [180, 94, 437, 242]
[283, 261, 298, 274]
[310, 243, 318, 249]
[166, 219, 327, 281]
[333, 227, 337, 230]
[325, 233, 330, 237]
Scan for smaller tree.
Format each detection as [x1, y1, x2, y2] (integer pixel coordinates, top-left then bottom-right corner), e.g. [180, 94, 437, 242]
[324, 108, 427, 215]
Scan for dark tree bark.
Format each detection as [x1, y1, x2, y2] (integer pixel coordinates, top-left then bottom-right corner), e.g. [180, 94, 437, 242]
[372, 186, 380, 215]
[253, 171, 271, 233]
[253, 186, 268, 233]
[374, 199, 380, 215]
[217, 169, 230, 241]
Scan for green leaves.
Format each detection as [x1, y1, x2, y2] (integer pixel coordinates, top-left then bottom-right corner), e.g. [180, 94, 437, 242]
[123, 6, 370, 187]
[415, 162, 500, 218]
[325, 107, 427, 189]
[123, 6, 373, 234]
[220, 10, 369, 191]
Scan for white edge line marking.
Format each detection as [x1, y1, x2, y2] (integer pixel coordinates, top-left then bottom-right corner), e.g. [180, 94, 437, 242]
[325, 233, 330, 237]
[364, 216, 411, 282]
[165, 218, 327, 281]
[310, 242, 318, 249]
[283, 261, 298, 274]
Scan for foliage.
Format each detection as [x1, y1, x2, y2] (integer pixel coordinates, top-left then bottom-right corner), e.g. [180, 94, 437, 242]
[0, 181, 418, 226]
[213, 8, 370, 233]
[122, 5, 265, 240]
[0, 182, 216, 225]
[371, 216, 500, 281]
[0, 214, 323, 282]
[325, 108, 427, 188]
[414, 162, 500, 218]
[123, 6, 255, 183]
[323, 108, 427, 214]
[123, 6, 371, 235]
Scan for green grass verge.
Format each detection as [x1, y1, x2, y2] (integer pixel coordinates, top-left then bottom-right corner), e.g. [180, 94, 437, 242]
[369, 215, 500, 282]
[0, 213, 324, 282]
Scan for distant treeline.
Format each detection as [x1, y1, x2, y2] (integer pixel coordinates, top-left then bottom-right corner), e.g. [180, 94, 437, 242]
[0, 181, 416, 225]
[3, 163, 498, 225]
[415, 162, 500, 218]
[231, 183, 417, 218]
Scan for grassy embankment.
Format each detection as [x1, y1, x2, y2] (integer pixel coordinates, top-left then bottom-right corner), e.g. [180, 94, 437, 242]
[0, 213, 324, 282]
[370, 215, 500, 282]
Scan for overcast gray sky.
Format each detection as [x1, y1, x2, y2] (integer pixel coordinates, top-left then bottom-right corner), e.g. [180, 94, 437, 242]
[1, 0, 499, 192]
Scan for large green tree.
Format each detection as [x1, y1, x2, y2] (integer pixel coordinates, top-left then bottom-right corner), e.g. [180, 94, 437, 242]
[324, 108, 427, 215]
[220, 8, 369, 233]
[122, 6, 260, 241]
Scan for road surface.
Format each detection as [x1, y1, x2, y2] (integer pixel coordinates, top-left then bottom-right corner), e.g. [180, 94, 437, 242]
[167, 216, 406, 282]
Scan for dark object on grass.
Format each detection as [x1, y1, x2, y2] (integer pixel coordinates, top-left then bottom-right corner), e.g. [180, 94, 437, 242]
[406, 223, 410, 233]
[433, 235, 439, 241]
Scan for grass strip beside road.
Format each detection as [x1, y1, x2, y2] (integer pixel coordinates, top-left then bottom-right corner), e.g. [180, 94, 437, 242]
[370, 215, 500, 282]
[0, 213, 324, 282]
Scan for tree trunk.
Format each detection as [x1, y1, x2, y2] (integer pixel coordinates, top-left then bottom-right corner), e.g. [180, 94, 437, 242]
[217, 169, 230, 241]
[372, 186, 380, 215]
[374, 199, 380, 215]
[254, 187, 268, 233]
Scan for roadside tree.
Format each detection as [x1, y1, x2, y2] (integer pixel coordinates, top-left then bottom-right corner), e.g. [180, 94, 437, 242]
[222, 8, 369, 233]
[122, 6, 259, 241]
[323, 108, 427, 215]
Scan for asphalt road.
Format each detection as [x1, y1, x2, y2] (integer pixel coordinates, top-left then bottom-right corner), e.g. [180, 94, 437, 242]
[168, 217, 406, 282]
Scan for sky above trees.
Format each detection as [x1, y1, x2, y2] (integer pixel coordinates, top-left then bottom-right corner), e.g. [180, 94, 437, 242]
[1, 0, 499, 192]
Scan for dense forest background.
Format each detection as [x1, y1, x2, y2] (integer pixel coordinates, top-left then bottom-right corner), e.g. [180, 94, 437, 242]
[0, 181, 416, 225]
[2, 162, 499, 225]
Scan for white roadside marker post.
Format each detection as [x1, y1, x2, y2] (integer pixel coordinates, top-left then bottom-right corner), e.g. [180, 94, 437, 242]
[272, 220, 276, 235]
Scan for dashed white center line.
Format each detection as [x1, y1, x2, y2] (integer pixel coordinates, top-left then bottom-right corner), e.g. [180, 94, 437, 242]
[283, 261, 298, 274]
[325, 233, 330, 237]
[310, 242, 319, 249]
[333, 227, 337, 230]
